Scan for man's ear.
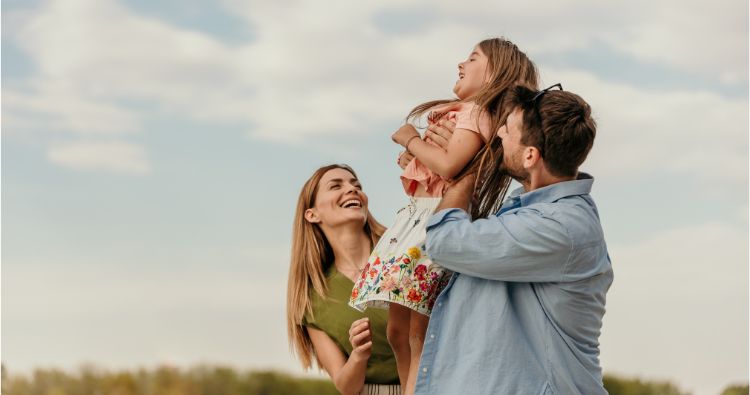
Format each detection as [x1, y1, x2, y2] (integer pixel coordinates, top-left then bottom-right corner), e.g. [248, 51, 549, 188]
[522, 146, 542, 169]
[304, 208, 320, 224]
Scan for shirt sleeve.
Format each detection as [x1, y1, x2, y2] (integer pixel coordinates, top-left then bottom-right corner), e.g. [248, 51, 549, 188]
[424, 207, 575, 282]
[453, 104, 492, 141]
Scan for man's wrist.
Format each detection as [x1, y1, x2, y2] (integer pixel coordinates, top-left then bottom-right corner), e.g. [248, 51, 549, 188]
[436, 176, 474, 211]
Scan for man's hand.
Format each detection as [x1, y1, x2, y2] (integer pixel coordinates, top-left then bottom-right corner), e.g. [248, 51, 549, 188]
[391, 124, 420, 147]
[396, 120, 456, 169]
[425, 119, 455, 148]
[348, 318, 372, 363]
[435, 173, 476, 212]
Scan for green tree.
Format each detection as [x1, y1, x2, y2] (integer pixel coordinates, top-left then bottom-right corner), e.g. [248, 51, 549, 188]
[603, 374, 690, 395]
[720, 384, 750, 395]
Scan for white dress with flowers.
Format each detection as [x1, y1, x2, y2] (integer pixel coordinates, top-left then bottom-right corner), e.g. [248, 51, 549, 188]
[349, 102, 490, 316]
[348, 197, 452, 316]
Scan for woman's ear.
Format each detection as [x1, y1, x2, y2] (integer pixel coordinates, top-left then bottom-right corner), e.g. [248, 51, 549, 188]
[304, 208, 320, 224]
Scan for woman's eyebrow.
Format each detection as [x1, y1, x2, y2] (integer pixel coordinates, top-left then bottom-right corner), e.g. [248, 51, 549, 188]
[326, 177, 359, 184]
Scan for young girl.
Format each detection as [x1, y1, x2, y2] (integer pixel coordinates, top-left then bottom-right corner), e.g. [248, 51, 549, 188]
[349, 37, 538, 394]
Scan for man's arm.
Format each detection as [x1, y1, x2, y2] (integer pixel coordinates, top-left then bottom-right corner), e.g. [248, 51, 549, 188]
[425, 204, 575, 283]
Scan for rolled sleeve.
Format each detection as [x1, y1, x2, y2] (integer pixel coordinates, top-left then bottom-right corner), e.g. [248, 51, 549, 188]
[425, 207, 573, 282]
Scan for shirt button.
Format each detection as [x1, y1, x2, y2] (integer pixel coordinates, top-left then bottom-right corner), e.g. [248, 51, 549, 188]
[422, 367, 428, 373]
[430, 334, 435, 339]
[438, 302, 442, 307]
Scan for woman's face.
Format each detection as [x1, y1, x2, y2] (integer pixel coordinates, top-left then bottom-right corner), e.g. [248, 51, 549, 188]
[306, 168, 369, 229]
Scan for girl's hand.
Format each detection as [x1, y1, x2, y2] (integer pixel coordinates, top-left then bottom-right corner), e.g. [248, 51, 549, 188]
[348, 318, 373, 363]
[397, 151, 415, 169]
[391, 124, 420, 147]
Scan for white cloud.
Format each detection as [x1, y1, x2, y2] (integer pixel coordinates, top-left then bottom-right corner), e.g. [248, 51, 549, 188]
[539, 68, 749, 186]
[1, 253, 299, 375]
[4, 87, 141, 135]
[47, 140, 151, 175]
[601, 222, 748, 395]
[612, 0, 748, 84]
[420, 0, 747, 84]
[8, 0, 746, 148]
[5, 0, 255, 134]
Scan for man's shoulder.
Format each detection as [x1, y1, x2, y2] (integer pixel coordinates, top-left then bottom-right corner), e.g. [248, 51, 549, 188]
[529, 195, 604, 245]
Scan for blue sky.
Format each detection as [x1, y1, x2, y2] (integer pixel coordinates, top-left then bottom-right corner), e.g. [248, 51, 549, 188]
[2, 1, 748, 394]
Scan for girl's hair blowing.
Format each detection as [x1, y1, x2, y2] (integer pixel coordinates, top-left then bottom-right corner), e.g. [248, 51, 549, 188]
[408, 37, 539, 219]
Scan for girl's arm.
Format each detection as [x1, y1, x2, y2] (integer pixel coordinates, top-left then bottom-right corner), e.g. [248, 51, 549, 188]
[307, 318, 373, 395]
[392, 123, 483, 179]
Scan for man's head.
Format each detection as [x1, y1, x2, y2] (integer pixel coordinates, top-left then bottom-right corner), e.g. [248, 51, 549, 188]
[496, 85, 596, 185]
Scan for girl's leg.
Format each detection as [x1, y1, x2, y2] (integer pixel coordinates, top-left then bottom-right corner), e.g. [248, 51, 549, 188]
[404, 311, 430, 395]
[386, 303, 411, 389]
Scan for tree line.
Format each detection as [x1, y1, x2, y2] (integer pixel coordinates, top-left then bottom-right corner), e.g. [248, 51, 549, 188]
[2, 364, 747, 395]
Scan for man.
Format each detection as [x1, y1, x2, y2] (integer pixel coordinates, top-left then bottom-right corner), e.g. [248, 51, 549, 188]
[415, 85, 612, 394]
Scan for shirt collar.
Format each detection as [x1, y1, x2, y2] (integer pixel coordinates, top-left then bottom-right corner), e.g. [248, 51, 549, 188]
[507, 172, 594, 207]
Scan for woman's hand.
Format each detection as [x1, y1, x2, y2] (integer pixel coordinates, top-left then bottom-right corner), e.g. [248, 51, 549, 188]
[348, 318, 373, 362]
[391, 124, 420, 148]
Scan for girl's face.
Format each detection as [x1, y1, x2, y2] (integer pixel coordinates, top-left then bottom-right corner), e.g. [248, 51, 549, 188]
[305, 168, 369, 229]
[453, 44, 490, 100]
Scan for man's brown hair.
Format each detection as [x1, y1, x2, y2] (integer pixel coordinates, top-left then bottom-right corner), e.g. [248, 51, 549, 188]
[509, 85, 597, 178]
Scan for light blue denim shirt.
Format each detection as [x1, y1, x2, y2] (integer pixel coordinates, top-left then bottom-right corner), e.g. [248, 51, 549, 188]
[416, 173, 612, 395]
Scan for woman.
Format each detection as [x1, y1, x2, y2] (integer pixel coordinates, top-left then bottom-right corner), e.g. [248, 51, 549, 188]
[287, 164, 400, 395]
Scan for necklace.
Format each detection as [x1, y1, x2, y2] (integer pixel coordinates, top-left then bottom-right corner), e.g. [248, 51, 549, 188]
[339, 262, 366, 282]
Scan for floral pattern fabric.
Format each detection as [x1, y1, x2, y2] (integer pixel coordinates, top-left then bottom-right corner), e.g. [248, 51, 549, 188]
[349, 197, 451, 316]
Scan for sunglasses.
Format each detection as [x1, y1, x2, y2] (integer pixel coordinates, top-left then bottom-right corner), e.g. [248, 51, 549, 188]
[521, 83, 563, 158]
[529, 83, 563, 102]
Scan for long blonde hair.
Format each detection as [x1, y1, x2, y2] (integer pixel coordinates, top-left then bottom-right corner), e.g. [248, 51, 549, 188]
[413, 37, 538, 219]
[286, 164, 385, 369]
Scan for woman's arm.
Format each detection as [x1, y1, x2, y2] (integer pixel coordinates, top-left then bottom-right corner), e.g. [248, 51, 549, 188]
[308, 318, 373, 395]
[392, 122, 483, 179]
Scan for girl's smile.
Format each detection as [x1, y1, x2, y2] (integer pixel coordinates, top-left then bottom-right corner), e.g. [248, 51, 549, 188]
[453, 44, 490, 100]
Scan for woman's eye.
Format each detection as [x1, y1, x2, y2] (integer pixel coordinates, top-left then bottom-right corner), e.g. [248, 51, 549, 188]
[330, 184, 340, 190]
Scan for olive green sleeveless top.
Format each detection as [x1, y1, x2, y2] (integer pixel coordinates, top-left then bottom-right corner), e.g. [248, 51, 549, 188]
[303, 265, 399, 384]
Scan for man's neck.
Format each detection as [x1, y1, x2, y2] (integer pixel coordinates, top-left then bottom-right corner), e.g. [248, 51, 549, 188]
[521, 171, 576, 193]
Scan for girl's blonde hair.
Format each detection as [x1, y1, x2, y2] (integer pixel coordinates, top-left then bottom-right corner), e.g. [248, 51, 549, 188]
[286, 164, 385, 369]
[409, 37, 539, 219]
[407, 37, 538, 125]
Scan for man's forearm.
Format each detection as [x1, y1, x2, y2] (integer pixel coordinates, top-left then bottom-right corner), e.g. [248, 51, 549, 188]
[435, 174, 474, 212]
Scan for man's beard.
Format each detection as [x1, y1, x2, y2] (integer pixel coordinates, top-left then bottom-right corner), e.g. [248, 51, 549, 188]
[499, 155, 529, 183]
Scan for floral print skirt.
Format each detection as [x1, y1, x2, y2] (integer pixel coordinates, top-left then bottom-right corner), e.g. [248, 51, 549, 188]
[349, 197, 451, 316]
